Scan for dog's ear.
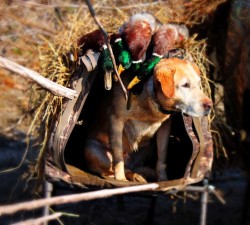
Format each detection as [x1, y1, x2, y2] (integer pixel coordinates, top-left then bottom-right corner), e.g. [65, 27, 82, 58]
[155, 68, 175, 98]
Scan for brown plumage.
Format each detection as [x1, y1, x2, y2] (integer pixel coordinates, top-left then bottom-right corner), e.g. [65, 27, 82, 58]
[153, 24, 179, 56]
[175, 24, 189, 42]
[153, 23, 189, 57]
[121, 13, 158, 63]
[77, 29, 106, 55]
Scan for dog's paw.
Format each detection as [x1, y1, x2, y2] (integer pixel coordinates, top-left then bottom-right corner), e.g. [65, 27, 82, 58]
[115, 175, 128, 182]
[114, 172, 128, 181]
[114, 162, 128, 181]
[126, 171, 147, 183]
[133, 173, 147, 183]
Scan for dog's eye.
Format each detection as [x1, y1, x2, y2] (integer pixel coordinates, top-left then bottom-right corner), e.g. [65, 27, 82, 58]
[182, 82, 190, 88]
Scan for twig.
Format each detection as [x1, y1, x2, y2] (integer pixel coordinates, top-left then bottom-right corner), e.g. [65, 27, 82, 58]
[0, 56, 77, 100]
[84, 0, 128, 100]
[0, 183, 158, 216]
[14, 0, 159, 11]
[183, 185, 226, 204]
[11, 212, 62, 225]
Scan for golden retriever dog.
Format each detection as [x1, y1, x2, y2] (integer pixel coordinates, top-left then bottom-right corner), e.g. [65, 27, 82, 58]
[83, 58, 212, 182]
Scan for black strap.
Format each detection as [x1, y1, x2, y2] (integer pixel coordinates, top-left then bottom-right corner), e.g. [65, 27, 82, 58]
[158, 105, 177, 115]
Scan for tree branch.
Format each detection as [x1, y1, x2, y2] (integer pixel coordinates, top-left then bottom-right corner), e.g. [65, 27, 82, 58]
[0, 56, 77, 100]
[12, 212, 62, 225]
[0, 183, 158, 216]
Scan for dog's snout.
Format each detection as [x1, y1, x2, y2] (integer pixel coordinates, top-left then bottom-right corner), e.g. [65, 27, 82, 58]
[203, 99, 213, 111]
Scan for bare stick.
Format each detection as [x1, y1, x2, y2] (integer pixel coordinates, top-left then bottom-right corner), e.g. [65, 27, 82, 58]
[0, 183, 158, 216]
[84, 0, 128, 100]
[12, 212, 62, 225]
[0, 56, 77, 100]
[16, 1, 159, 9]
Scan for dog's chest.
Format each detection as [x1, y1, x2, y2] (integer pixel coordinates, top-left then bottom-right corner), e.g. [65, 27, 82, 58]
[123, 119, 163, 151]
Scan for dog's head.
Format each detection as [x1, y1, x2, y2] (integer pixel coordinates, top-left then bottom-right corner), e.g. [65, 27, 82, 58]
[153, 58, 212, 117]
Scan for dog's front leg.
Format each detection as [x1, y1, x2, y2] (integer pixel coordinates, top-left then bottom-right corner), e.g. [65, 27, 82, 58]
[110, 115, 127, 181]
[156, 118, 172, 181]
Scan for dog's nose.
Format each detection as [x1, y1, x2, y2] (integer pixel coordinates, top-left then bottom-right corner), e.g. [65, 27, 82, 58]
[203, 99, 213, 111]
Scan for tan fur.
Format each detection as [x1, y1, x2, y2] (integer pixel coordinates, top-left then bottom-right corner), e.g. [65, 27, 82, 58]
[155, 68, 175, 98]
[83, 58, 212, 182]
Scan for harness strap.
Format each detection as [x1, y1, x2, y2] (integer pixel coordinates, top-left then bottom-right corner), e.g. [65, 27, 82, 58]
[191, 117, 206, 178]
[191, 117, 213, 178]
[48, 50, 99, 172]
[79, 50, 99, 72]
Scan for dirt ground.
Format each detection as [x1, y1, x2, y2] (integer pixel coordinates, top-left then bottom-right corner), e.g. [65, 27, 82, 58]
[0, 131, 249, 225]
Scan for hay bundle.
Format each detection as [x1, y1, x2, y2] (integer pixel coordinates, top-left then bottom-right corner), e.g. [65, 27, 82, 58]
[34, 0, 226, 180]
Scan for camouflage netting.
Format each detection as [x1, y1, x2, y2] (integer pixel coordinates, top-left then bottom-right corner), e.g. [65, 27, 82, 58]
[33, 0, 227, 185]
